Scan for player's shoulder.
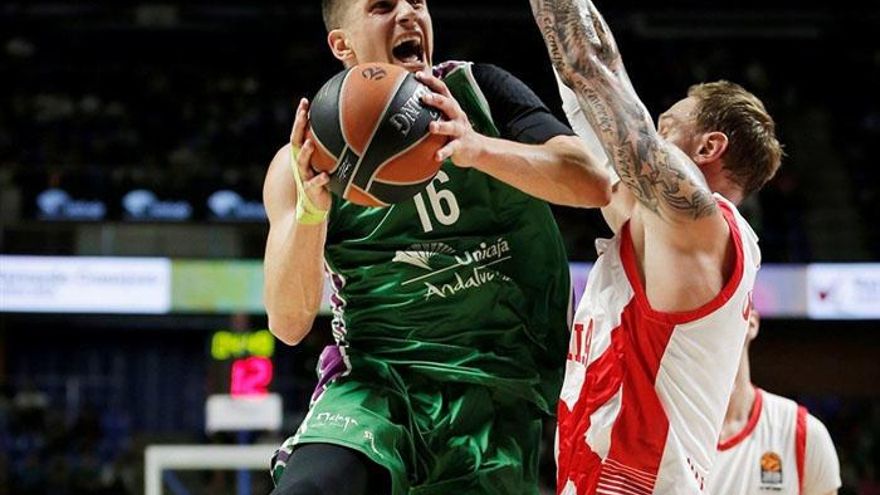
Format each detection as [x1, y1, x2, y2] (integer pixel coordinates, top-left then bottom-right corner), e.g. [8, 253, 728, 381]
[805, 410, 834, 444]
[467, 63, 550, 115]
[263, 143, 296, 208]
[271, 143, 293, 166]
[759, 389, 797, 407]
[803, 408, 840, 481]
[435, 60, 519, 97]
[760, 391, 834, 443]
[757, 389, 800, 418]
[470, 63, 525, 88]
[266, 143, 294, 180]
[433, 60, 506, 79]
[471, 62, 509, 76]
[717, 195, 761, 245]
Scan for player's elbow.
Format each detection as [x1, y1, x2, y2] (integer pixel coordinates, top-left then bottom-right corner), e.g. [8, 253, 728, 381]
[575, 165, 612, 207]
[554, 138, 613, 207]
[597, 176, 613, 206]
[267, 311, 315, 346]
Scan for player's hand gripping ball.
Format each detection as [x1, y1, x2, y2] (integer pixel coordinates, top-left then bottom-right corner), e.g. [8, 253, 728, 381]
[306, 63, 447, 207]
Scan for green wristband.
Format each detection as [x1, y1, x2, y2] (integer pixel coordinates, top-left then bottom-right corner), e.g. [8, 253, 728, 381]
[290, 145, 329, 225]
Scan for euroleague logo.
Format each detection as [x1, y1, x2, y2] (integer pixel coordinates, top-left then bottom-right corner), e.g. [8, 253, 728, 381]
[760, 451, 783, 486]
[361, 66, 387, 80]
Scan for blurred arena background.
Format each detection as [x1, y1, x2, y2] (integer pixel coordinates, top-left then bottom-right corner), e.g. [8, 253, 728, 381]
[1, 1, 878, 494]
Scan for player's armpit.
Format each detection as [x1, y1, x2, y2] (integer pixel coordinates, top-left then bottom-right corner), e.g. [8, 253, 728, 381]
[600, 180, 634, 234]
[632, 141, 731, 253]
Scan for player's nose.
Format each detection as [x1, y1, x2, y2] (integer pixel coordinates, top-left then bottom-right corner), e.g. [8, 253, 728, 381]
[395, 2, 418, 27]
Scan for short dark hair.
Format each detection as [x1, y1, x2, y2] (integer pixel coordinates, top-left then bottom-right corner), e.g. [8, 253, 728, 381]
[687, 81, 784, 197]
[321, 0, 350, 31]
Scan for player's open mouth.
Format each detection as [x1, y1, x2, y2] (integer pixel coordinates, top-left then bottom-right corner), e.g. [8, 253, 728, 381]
[392, 36, 425, 69]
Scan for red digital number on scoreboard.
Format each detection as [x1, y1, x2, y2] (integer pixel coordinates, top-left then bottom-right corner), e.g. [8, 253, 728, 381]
[230, 356, 274, 396]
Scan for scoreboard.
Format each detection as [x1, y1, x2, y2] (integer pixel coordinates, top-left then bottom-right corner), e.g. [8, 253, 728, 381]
[210, 329, 275, 396]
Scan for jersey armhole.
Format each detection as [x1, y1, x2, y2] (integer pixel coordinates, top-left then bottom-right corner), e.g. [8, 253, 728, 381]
[618, 200, 746, 324]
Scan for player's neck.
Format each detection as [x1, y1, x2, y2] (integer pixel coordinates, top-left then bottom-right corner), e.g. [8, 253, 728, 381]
[706, 172, 744, 206]
[722, 355, 755, 437]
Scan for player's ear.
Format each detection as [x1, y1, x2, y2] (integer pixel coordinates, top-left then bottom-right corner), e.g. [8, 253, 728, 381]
[693, 131, 729, 165]
[747, 306, 760, 342]
[328, 30, 355, 64]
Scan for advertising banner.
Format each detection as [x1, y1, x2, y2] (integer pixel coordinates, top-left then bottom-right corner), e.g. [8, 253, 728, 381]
[0, 255, 171, 313]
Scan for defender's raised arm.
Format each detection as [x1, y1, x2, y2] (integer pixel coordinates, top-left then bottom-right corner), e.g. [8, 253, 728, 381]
[530, 0, 717, 223]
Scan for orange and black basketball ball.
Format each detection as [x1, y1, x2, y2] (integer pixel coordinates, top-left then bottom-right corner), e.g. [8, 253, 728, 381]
[307, 62, 447, 207]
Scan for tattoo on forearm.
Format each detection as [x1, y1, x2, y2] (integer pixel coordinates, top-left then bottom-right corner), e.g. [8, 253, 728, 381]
[530, 0, 717, 220]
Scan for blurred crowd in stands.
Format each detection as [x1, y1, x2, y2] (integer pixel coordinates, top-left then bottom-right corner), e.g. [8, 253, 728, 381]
[1, 5, 877, 261]
[0, 383, 136, 495]
[1, 3, 878, 494]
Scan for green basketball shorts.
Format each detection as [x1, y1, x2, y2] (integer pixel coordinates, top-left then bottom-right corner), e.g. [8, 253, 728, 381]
[271, 345, 545, 495]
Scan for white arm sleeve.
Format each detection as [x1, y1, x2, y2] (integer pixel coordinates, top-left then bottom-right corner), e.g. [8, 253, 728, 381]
[803, 414, 842, 495]
[553, 68, 618, 184]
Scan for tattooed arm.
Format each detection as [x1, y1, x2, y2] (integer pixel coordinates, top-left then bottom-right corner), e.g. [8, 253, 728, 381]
[530, 0, 718, 226]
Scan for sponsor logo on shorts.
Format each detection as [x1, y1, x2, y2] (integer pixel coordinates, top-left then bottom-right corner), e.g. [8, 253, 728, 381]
[364, 431, 383, 457]
[393, 238, 513, 300]
[313, 412, 359, 432]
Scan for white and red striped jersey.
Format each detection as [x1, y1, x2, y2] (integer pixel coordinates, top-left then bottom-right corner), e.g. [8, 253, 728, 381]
[707, 388, 841, 495]
[557, 197, 760, 495]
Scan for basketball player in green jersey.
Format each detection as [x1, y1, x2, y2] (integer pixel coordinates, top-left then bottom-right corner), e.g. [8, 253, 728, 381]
[263, 1, 611, 493]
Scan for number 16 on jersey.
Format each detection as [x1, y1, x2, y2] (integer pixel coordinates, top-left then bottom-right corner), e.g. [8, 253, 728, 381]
[413, 171, 460, 233]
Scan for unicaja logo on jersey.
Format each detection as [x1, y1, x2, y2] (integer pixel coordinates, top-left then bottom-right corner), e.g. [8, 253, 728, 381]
[392, 242, 455, 270]
[453, 238, 511, 265]
[393, 238, 513, 300]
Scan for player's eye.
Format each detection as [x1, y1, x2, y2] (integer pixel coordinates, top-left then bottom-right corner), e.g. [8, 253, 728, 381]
[371, 0, 393, 12]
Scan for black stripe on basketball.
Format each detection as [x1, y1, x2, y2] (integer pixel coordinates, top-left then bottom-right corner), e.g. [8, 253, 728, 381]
[306, 62, 446, 207]
[327, 147, 361, 198]
[352, 75, 442, 191]
[367, 177, 435, 204]
[309, 132, 341, 174]
[342, 71, 409, 198]
[309, 69, 349, 157]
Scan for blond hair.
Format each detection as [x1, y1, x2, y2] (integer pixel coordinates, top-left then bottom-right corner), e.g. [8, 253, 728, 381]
[688, 81, 784, 196]
[321, 0, 351, 31]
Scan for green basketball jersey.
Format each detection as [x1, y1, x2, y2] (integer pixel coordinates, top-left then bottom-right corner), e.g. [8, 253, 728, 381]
[323, 62, 570, 414]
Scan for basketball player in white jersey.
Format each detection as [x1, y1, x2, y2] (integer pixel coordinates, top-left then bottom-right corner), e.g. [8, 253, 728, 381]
[529, 0, 784, 493]
[708, 307, 841, 495]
